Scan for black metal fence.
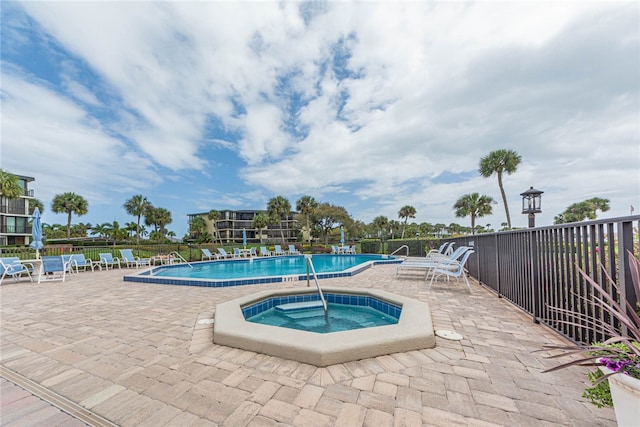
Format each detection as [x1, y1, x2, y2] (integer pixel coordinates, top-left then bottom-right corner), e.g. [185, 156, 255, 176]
[447, 216, 640, 345]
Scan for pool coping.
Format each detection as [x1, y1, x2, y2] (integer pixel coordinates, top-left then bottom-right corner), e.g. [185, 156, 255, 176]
[122, 255, 401, 287]
[213, 286, 435, 366]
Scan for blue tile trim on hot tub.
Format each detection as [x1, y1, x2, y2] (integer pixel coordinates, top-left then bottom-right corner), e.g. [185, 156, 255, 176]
[242, 292, 402, 320]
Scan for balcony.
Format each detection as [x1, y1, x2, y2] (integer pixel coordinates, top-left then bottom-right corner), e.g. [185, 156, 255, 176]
[0, 225, 32, 234]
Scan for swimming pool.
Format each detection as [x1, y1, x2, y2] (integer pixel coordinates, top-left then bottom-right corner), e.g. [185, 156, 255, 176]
[124, 254, 400, 287]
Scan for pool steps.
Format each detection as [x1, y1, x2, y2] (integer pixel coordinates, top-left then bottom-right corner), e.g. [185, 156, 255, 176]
[275, 300, 324, 312]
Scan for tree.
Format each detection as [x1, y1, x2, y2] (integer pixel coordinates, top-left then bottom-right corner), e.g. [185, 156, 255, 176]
[313, 203, 350, 244]
[453, 193, 494, 234]
[389, 220, 401, 239]
[104, 220, 124, 245]
[554, 198, 611, 224]
[29, 198, 45, 215]
[296, 195, 318, 246]
[267, 196, 292, 243]
[51, 192, 88, 238]
[479, 149, 521, 229]
[252, 212, 270, 244]
[207, 210, 223, 245]
[372, 215, 389, 239]
[124, 194, 152, 245]
[398, 205, 417, 239]
[125, 221, 138, 239]
[0, 169, 23, 199]
[189, 216, 206, 239]
[154, 208, 172, 239]
[90, 222, 110, 238]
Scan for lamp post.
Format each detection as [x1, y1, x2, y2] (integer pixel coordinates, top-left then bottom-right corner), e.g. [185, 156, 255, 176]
[521, 186, 543, 228]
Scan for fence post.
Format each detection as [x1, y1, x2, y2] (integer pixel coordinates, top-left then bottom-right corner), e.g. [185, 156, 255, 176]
[530, 229, 540, 323]
[617, 219, 637, 336]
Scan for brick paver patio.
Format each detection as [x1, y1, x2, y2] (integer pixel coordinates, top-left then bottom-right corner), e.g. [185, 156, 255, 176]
[0, 262, 617, 426]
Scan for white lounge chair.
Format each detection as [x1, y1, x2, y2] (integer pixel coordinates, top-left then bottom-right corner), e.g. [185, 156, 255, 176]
[119, 249, 151, 268]
[0, 257, 33, 285]
[274, 245, 286, 256]
[428, 250, 475, 291]
[396, 246, 472, 278]
[260, 247, 272, 256]
[99, 253, 121, 270]
[39, 255, 69, 283]
[201, 248, 217, 261]
[288, 245, 301, 255]
[63, 254, 101, 273]
[217, 248, 232, 259]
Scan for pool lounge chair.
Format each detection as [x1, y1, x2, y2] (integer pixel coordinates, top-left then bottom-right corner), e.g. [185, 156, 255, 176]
[396, 246, 472, 278]
[331, 246, 340, 254]
[233, 248, 246, 258]
[119, 249, 151, 268]
[274, 245, 286, 256]
[428, 249, 475, 291]
[217, 248, 233, 259]
[0, 257, 34, 285]
[63, 254, 101, 273]
[39, 255, 69, 283]
[260, 247, 272, 256]
[249, 247, 257, 257]
[99, 253, 121, 270]
[201, 248, 217, 261]
[428, 242, 453, 257]
[288, 245, 301, 255]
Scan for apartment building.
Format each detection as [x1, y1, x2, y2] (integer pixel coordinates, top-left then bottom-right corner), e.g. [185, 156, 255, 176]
[0, 174, 35, 246]
[187, 209, 298, 244]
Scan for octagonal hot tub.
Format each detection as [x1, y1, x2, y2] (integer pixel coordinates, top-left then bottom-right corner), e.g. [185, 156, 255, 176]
[213, 287, 435, 366]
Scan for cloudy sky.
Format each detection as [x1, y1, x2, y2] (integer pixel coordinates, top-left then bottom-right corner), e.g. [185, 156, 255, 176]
[2, 1, 638, 237]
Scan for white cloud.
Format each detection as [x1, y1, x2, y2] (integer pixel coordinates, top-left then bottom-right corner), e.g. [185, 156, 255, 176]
[2, 1, 638, 234]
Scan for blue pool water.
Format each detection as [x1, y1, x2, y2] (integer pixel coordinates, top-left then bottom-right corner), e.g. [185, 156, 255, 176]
[247, 303, 398, 333]
[125, 254, 401, 287]
[153, 254, 394, 280]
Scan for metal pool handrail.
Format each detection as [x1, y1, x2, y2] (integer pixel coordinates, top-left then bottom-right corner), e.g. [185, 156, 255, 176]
[390, 245, 409, 257]
[304, 255, 327, 313]
[170, 251, 193, 268]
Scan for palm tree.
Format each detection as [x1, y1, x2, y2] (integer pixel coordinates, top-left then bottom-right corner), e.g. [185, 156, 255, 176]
[207, 210, 223, 245]
[51, 192, 89, 238]
[123, 194, 152, 245]
[453, 193, 494, 234]
[125, 221, 138, 239]
[267, 196, 291, 243]
[0, 169, 23, 199]
[190, 216, 206, 239]
[479, 149, 521, 229]
[296, 195, 318, 246]
[252, 212, 269, 244]
[90, 222, 110, 237]
[29, 198, 45, 215]
[154, 208, 172, 240]
[104, 220, 123, 245]
[398, 205, 416, 239]
[372, 215, 389, 239]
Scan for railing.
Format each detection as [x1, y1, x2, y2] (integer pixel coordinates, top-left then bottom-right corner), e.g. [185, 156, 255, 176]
[446, 216, 640, 346]
[304, 255, 327, 313]
[390, 245, 409, 257]
[169, 251, 193, 268]
[0, 225, 32, 234]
